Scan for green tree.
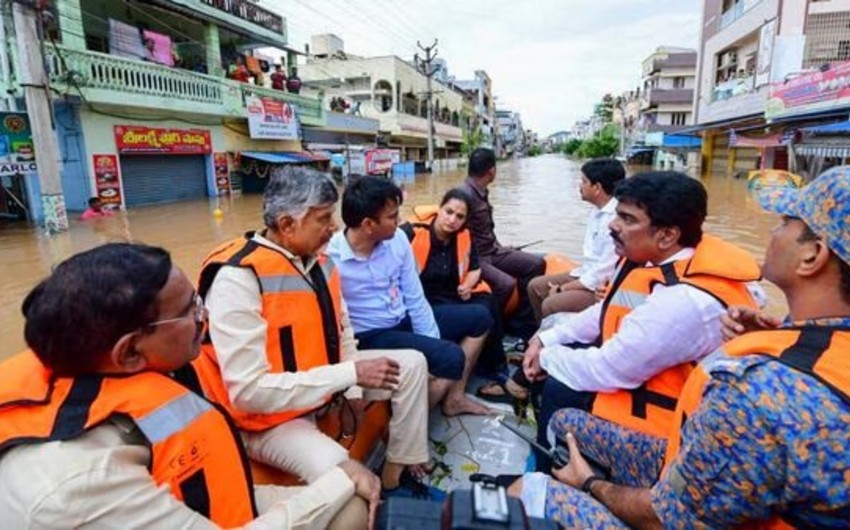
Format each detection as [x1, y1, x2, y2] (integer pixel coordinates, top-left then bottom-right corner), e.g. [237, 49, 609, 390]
[461, 126, 484, 156]
[563, 139, 582, 155]
[577, 125, 620, 158]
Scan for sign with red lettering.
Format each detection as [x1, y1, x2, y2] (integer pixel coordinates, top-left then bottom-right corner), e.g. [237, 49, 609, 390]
[767, 60, 850, 120]
[114, 125, 212, 154]
[92, 154, 122, 211]
[214, 152, 230, 194]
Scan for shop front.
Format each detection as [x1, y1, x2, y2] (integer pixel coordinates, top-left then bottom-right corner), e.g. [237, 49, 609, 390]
[113, 125, 215, 207]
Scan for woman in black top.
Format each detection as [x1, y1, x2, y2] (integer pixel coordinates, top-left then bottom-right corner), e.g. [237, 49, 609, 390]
[402, 188, 498, 416]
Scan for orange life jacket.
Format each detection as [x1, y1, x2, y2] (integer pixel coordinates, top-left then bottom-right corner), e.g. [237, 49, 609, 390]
[662, 327, 850, 529]
[402, 217, 491, 294]
[0, 351, 256, 526]
[194, 234, 343, 432]
[590, 235, 761, 438]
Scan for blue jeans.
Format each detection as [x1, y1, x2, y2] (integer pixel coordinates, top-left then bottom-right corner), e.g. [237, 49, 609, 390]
[355, 316, 465, 380]
[431, 300, 493, 342]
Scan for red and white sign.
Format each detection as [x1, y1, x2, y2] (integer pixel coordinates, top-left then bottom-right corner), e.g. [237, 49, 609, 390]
[365, 149, 400, 175]
[114, 125, 212, 154]
[214, 152, 230, 194]
[245, 95, 301, 140]
[766, 60, 850, 120]
[92, 154, 122, 211]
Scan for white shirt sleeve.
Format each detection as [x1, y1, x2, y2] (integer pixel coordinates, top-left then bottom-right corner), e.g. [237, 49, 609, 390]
[338, 298, 364, 400]
[537, 301, 603, 347]
[206, 266, 358, 414]
[0, 422, 355, 530]
[539, 284, 727, 392]
[576, 211, 619, 291]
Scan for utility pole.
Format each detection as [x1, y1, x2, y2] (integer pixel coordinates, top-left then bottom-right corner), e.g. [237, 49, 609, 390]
[13, 0, 67, 232]
[415, 39, 437, 171]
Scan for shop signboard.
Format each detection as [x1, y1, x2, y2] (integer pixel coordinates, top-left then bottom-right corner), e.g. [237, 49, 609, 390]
[92, 154, 123, 211]
[245, 95, 301, 140]
[0, 112, 36, 177]
[214, 152, 230, 194]
[365, 149, 400, 175]
[766, 60, 850, 120]
[114, 125, 212, 154]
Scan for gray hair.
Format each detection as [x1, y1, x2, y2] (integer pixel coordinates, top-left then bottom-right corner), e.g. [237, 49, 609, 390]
[262, 165, 339, 227]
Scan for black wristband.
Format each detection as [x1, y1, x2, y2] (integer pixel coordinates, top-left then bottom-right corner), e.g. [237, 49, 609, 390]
[581, 475, 603, 498]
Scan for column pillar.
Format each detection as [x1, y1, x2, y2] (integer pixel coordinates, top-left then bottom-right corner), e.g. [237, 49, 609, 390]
[56, 0, 86, 50]
[204, 22, 223, 77]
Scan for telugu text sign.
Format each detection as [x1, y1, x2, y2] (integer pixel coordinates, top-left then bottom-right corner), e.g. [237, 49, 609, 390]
[245, 95, 301, 140]
[114, 125, 212, 154]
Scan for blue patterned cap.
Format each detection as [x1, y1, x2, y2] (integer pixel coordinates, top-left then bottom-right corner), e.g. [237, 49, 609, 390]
[758, 166, 850, 266]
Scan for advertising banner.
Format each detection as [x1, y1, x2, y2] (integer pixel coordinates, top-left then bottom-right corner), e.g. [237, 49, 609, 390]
[245, 95, 301, 140]
[0, 112, 36, 177]
[92, 154, 122, 211]
[365, 149, 400, 175]
[214, 152, 230, 194]
[766, 61, 850, 120]
[115, 125, 212, 154]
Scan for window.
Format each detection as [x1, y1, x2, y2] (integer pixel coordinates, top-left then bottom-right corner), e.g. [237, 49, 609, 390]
[673, 77, 686, 89]
[373, 80, 394, 113]
[671, 112, 688, 126]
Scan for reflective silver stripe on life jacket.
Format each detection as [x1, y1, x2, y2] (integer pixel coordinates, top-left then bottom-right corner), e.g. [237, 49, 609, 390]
[136, 392, 212, 444]
[608, 289, 648, 310]
[259, 275, 313, 294]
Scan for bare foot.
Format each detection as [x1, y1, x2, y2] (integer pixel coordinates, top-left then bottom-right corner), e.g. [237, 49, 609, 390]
[442, 394, 493, 417]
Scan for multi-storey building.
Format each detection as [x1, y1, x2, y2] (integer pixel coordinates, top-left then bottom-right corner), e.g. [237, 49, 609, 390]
[495, 109, 524, 156]
[453, 71, 496, 147]
[641, 47, 697, 134]
[0, 0, 326, 222]
[299, 36, 465, 162]
[692, 0, 850, 177]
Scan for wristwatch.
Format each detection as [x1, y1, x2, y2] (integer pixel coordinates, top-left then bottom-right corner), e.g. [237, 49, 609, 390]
[581, 475, 603, 498]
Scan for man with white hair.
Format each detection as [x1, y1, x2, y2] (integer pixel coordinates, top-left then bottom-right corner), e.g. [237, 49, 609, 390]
[194, 166, 434, 502]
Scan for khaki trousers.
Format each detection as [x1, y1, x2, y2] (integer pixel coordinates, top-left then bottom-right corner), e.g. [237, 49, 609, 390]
[527, 271, 597, 321]
[243, 348, 429, 482]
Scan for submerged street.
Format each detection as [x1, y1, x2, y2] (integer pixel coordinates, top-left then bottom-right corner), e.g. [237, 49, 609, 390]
[0, 155, 785, 359]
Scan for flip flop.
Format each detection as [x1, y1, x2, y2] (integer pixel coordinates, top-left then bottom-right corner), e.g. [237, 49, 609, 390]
[474, 381, 516, 405]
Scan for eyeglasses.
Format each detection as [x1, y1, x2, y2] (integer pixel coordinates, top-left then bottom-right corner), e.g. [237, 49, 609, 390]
[146, 293, 207, 329]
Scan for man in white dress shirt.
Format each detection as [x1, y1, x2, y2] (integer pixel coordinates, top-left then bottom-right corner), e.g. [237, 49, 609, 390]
[527, 158, 625, 321]
[522, 171, 762, 471]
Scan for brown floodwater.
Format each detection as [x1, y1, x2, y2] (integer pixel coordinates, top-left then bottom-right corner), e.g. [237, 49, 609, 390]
[0, 155, 785, 359]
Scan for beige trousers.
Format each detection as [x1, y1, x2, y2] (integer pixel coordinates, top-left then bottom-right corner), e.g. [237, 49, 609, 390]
[243, 348, 429, 482]
[527, 271, 597, 321]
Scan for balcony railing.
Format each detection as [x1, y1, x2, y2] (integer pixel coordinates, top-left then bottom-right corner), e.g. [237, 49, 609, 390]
[713, 75, 755, 101]
[718, 0, 762, 30]
[43, 45, 324, 125]
[645, 88, 694, 106]
[45, 46, 231, 109]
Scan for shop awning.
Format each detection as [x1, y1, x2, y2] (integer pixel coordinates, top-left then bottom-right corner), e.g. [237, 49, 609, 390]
[794, 145, 850, 158]
[241, 151, 326, 164]
[801, 121, 850, 135]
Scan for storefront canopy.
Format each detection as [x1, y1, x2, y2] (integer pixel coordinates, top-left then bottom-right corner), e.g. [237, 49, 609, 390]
[241, 151, 329, 164]
[794, 145, 850, 158]
[801, 121, 850, 135]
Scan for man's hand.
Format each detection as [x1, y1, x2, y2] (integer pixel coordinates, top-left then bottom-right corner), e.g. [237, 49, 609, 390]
[522, 336, 547, 381]
[337, 459, 381, 530]
[355, 357, 400, 390]
[721, 305, 782, 342]
[457, 283, 473, 301]
[551, 432, 596, 489]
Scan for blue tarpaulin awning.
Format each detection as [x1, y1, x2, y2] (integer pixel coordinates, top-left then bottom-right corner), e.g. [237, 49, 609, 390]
[662, 134, 702, 148]
[241, 151, 314, 164]
[801, 121, 850, 135]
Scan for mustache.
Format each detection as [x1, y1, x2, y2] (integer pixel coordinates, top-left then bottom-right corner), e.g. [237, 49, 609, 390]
[610, 231, 623, 245]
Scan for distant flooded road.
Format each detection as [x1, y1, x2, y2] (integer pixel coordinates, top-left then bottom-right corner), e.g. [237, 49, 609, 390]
[0, 155, 784, 359]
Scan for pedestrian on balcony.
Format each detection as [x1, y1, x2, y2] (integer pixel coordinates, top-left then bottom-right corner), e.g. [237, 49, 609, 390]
[271, 64, 287, 91]
[287, 68, 302, 94]
[229, 56, 250, 83]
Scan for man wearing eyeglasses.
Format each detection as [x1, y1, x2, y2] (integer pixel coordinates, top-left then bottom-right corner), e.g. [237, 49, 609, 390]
[0, 243, 373, 529]
[195, 166, 433, 500]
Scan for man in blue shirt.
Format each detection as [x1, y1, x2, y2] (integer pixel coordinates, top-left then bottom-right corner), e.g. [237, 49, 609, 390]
[327, 177, 469, 414]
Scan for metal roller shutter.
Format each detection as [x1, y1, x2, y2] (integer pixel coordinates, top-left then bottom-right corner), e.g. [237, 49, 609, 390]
[121, 155, 208, 207]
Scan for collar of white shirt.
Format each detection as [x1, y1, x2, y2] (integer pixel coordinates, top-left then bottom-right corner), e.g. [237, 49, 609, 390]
[252, 231, 318, 274]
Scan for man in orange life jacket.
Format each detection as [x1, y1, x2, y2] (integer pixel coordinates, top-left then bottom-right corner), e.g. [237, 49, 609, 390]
[194, 167, 433, 500]
[522, 171, 762, 470]
[0, 243, 375, 529]
[509, 163, 850, 528]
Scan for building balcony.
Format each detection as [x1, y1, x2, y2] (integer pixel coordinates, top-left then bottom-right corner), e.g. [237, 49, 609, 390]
[42, 46, 323, 125]
[396, 113, 463, 142]
[718, 0, 762, 31]
[643, 88, 695, 107]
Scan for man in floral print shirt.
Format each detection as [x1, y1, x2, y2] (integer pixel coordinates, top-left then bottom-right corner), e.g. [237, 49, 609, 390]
[511, 166, 850, 529]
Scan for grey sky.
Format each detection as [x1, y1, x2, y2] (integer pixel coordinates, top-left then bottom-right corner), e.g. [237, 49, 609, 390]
[265, 0, 703, 135]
